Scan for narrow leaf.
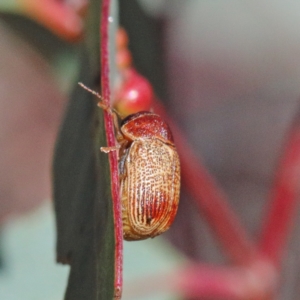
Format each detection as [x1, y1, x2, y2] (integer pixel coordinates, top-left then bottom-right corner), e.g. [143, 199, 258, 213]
[53, 0, 116, 298]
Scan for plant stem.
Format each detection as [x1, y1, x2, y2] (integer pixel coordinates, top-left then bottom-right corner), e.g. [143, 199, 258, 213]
[259, 120, 300, 268]
[101, 0, 123, 297]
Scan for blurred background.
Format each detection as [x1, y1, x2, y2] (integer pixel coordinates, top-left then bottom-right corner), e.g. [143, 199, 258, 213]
[1, 0, 300, 299]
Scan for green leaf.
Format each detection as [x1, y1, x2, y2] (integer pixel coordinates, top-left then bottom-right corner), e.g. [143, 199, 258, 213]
[53, 0, 115, 299]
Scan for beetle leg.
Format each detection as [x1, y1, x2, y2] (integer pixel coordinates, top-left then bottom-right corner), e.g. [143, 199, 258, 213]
[111, 111, 125, 142]
[100, 145, 121, 153]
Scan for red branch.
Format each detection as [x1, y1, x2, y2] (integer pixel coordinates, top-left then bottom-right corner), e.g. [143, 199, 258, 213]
[259, 121, 300, 268]
[152, 100, 258, 265]
[101, 0, 123, 298]
[176, 263, 276, 299]
[125, 262, 276, 300]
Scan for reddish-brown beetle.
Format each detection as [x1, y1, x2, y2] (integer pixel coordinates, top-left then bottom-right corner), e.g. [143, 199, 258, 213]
[79, 83, 180, 241]
[118, 111, 180, 240]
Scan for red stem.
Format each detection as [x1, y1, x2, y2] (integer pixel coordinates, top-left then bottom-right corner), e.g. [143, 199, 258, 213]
[101, 0, 123, 298]
[177, 269, 245, 299]
[259, 121, 300, 268]
[177, 263, 272, 300]
[125, 262, 276, 300]
[153, 100, 258, 265]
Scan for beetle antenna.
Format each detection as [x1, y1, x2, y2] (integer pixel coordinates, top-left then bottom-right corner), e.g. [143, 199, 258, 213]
[78, 82, 113, 113]
[78, 82, 103, 100]
[78, 82, 124, 120]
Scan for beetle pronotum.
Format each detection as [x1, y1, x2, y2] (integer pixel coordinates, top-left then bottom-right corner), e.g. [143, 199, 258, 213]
[79, 83, 180, 241]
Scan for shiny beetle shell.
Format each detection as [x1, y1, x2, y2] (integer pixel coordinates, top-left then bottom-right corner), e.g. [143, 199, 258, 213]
[118, 111, 180, 241]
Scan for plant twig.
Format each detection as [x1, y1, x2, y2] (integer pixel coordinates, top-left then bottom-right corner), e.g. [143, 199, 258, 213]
[259, 119, 300, 268]
[101, 0, 123, 297]
[125, 262, 276, 300]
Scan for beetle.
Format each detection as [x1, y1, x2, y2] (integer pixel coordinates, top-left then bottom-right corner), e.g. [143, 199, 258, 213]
[79, 83, 180, 241]
[118, 111, 180, 240]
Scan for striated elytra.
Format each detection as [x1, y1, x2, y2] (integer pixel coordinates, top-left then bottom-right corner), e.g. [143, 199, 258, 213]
[118, 111, 180, 241]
